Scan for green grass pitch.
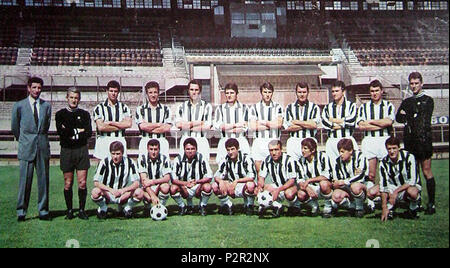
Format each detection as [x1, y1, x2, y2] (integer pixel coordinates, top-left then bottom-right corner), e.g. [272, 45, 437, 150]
[0, 160, 448, 248]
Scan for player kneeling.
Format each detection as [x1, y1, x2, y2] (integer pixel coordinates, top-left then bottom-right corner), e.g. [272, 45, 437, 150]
[330, 139, 368, 218]
[91, 141, 143, 219]
[256, 140, 300, 218]
[170, 138, 213, 216]
[213, 138, 257, 216]
[367, 136, 421, 221]
[137, 139, 172, 218]
[296, 138, 333, 217]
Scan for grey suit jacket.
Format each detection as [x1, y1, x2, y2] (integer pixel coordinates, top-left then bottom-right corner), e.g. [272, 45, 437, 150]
[11, 97, 51, 161]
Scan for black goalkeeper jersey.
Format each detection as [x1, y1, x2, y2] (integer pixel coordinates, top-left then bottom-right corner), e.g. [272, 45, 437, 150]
[56, 108, 92, 149]
[396, 93, 434, 142]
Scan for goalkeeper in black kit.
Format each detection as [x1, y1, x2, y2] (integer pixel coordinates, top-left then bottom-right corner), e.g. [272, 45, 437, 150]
[396, 72, 436, 215]
[55, 87, 92, 220]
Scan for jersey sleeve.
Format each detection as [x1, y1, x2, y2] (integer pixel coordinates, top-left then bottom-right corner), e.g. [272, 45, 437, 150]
[93, 158, 107, 183]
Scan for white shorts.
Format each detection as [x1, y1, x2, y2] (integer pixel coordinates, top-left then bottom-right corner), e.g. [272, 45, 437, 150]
[216, 137, 251, 164]
[286, 137, 318, 159]
[361, 136, 390, 160]
[233, 183, 247, 198]
[325, 137, 359, 164]
[138, 137, 169, 158]
[252, 138, 274, 161]
[383, 185, 422, 200]
[179, 136, 210, 160]
[268, 183, 287, 202]
[94, 136, 127, 160]
[106, 192, 122, 204]
[186, 184, 201, 199]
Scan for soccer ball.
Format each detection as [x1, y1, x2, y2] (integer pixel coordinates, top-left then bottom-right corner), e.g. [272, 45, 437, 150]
[150, 204, 168, 221]
[257, 190, 273, 207]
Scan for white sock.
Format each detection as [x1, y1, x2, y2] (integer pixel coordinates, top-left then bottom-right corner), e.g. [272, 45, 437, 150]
[172, 193, 185, 208]
[200, 191, 211, 207]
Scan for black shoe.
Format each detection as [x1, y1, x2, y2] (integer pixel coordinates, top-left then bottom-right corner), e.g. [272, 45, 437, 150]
[310, 207, 320, 217]
[387, 210, 394, 220]
[217, 205, 224, 215]
[354, 210, 364, 218]
[39, 214, 51, 221]
[178, 206, 187, 216]
[272, 207, 283, 218]
[199, 206, 207, 216]
[17, 215, 26, 222]
[124, 210, 133, 219]
[286, 206, 300, 216]
[405, 209, 419, 219]
[78, 210, 89, 220]
[258, 206, 266, 218]
[246, 205, 254, 216]
[143, 208, 151, 218]
[97, 210, 107, 220]
[186, 206, 194, 215]
[225, 204, 234, 216]
[65, 210, 75, 220]
[424, 204, 436, 215]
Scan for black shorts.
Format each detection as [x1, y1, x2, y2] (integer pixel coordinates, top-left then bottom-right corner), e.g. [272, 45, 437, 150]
[404, 138, 433, 161]
[60, 145, 91, 173]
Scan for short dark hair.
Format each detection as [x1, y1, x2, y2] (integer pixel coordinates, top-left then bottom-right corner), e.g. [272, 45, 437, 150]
[225, 138, 240, 150]
[145, 81, 160, 92]
[147, 139, 160, 148]
[296, 82, 309, 92]
[27, 77, 44, 87]
[107, 80, 121, 91]
[337, 138, 354, 152]
[301, 138, 317, 153]
[331, 80, 346, 91]
[224, 83, 239, 94]
[110, 141, 124, 153]
[408, 72, 423, 83]
[183, 137, 197, 149]
[260, 82, 274, 93]
[188, 79, 202, 93]
[369, 80, 383, 90]
[385, 136, 401, 148]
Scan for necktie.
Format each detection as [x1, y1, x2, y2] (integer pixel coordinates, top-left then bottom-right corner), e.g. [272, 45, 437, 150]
[33, 101, 39, 126]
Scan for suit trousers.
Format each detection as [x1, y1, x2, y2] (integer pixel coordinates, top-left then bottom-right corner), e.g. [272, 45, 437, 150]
[17, 153, 50, 217]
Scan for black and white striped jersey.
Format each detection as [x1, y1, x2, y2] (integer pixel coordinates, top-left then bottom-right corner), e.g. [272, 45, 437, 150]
[214, 151, 256, 182]
[213, 101, 249, 139]
[137, 153, 172, 180]
[93, 156, 139, 189]
[379, 150, 421, 193]
[249, 101, 284, 139]
[284, 100, 321, 139]
[357, 100, 395, 137]
[135, 102, 172, 138]
[175, 100, 212, 138]
[332, 151, 368, 184]
[93, 100, 131, 137]
[259, 153, 300, 187]
[172, 152, 213, 182]
[321, 98, 357, 138]
[297, 151, 332, 184]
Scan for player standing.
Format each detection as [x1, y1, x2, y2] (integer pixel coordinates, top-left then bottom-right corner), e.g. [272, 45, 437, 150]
[55, 87, 92, 220]
[91, 141, 143, 219]
[135, 81, 172, 158]
[284, 82, 321, 159]
[175, 80, 213, 160]
[92, 80, 132, 160]
[249, 82, 284, 173]
[213, 138, 257, 216]
[213, 83, 251, 164]
[321, 81, 358, 164]
[170, 138, 213, 216]
[396, 72, 436, 215]
[137, 139, 172, 217]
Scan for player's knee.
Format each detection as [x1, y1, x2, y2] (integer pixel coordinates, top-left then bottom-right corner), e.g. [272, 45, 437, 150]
[407, 187, 419, 200]
[133, 188, 144, 200]
[202, 183, 212, 193]
[91, 187, 102, 199]
[350, 183, 364, 195]
[297, 190, 308, 202]
[332, 192, 345, 203]
[159, 183, 170, 194]
[246, 182, 256, 193]
[320, 181, 332, 193]
[170, 185, 180, 195]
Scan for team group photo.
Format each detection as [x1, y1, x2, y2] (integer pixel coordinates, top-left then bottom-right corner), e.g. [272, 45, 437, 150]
[0, 0, 448, 248]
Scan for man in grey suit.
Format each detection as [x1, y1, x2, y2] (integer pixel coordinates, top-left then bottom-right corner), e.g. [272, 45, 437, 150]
[11, 77, 52, 221]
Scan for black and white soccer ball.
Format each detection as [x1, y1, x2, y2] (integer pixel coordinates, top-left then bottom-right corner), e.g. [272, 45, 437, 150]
[150, 204, 168, 221]
[257, 190, 273, 208]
